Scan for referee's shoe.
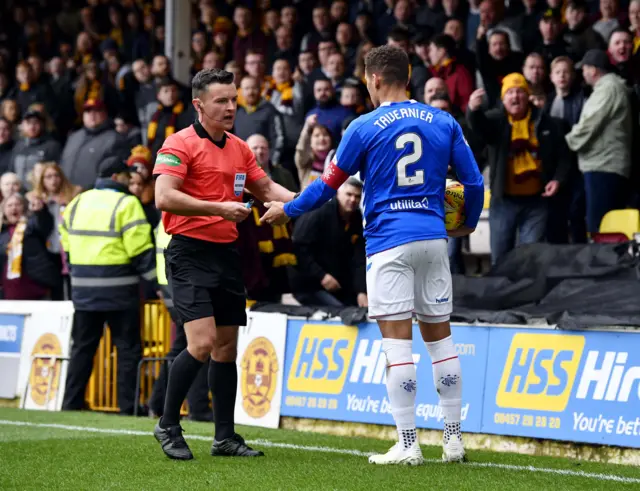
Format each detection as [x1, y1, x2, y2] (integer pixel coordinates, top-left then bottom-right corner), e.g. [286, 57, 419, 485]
[154, 422, 193, 460]
[211, 433, 264, 457]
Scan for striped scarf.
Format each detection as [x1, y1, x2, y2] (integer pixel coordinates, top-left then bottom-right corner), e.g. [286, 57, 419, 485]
[147, 102, 185, 148]
[6, 218, 27, 280]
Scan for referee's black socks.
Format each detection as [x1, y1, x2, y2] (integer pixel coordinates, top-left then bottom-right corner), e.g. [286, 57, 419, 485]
[209, 360, 237, 441]
[160, 349, 204, 428]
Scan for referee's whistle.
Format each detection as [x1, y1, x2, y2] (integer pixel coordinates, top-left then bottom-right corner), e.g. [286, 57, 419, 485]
[245, 199, 254, 209]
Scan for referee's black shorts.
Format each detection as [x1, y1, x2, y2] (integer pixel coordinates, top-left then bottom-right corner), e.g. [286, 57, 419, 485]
[165, 234, 247, 326]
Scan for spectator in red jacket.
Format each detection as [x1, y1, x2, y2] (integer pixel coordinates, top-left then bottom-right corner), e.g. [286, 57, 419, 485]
[428, 34, 474, 111]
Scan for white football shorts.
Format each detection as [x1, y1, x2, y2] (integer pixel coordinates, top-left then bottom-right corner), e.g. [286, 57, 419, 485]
[366, 239, 452, 322]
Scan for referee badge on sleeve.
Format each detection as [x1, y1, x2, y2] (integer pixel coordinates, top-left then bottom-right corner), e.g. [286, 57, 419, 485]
[234, 173, 247, 196]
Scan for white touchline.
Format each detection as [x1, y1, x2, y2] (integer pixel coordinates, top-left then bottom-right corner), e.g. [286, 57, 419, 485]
[1, 419, 639, 484]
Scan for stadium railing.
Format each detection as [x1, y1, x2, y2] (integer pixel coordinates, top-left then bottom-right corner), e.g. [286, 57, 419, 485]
[85, 300, 177, 413]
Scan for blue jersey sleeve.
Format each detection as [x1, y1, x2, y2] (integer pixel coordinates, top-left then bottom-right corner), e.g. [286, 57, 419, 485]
[450, 120, 484, 229]
[284, 121, 365, 218]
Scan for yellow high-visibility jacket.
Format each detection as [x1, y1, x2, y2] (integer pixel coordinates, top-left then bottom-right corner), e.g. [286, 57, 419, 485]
[60, 182, 155, 311]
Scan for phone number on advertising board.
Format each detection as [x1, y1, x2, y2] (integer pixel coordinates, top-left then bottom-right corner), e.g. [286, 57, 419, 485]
[494, 412, 561, 429]
[285, 396, 339, 410]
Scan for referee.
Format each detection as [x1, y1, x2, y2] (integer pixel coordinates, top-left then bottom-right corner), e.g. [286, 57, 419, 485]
[153, 68, 296, 460]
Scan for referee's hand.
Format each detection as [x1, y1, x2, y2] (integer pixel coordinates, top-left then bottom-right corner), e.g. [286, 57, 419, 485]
[219, 202, 251, 222]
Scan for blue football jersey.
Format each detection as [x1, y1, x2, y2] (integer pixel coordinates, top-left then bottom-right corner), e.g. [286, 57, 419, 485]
[332, 99, 484, 256]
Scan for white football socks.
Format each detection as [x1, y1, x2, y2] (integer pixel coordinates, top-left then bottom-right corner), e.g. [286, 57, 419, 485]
[425, 336, 462, 443]
[382, 338, 417, 450]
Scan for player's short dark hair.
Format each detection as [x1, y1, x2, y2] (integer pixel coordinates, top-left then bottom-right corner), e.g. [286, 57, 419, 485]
[364, 45, 409, 87]
[191, 68, 234, 99]
[430, 34, 456, 57]
[387, 25, 411, 44]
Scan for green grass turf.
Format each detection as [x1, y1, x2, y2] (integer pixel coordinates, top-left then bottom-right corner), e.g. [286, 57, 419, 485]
[0, 408, 639, 490]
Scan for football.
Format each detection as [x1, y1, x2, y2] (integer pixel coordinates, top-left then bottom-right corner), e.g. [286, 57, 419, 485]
[444, 179, 465, 231]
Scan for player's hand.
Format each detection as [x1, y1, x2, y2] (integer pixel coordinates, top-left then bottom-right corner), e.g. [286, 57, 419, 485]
[467, 89, 485, 111]
[218, 202, 251, 222]
[260, 201, 290, 225]
[357, 293, 368, 308]
[448, 225, 475, 238]
[321, 274, 341, 292]
[542, 180, 560, 197]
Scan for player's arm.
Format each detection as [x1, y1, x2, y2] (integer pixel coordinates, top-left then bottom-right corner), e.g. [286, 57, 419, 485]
[261, 122, 364, 224]
[246, 176, 296, 203]
[450, 120, 484, 235]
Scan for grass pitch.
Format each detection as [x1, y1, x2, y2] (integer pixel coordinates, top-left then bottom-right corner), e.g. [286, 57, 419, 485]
[0, 408, 639, 490]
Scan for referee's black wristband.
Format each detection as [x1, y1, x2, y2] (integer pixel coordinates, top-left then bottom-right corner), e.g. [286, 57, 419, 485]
[293, 192, 301, 200]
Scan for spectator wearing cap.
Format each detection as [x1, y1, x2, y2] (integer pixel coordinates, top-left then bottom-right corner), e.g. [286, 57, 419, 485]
[0, 119, 15, 176]
[566, 49, 633, 235]
[467, 73, 571, 264]
[233, 6, 270, 66]
[10, 110, 61, 188]
[428, 34, 475, 112]
[235, 76, 285, 166]
[60, 156, 154, 416]
[60, 99, 128, 191]
[144, 78, 193, 163]
[475, 30, 524, 109]
[563, 1, 607, 63]
[535, 9, 570, 66]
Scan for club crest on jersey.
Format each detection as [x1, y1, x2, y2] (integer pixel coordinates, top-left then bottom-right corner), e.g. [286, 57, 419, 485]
[234, 173, 247, 196]
[322, 158, 337, 181]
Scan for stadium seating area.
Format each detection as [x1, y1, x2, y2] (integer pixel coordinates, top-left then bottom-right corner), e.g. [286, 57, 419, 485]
[0, 0, 638, 306]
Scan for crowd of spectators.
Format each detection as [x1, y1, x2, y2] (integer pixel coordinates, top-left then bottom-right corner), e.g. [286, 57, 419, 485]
[0, 0, 638, 308]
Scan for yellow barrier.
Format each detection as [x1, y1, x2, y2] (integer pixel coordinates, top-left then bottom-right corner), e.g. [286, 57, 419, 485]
[85, 301, 177, 413]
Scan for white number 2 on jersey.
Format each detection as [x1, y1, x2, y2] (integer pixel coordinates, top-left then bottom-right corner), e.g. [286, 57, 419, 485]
[395, 132, 424, 187]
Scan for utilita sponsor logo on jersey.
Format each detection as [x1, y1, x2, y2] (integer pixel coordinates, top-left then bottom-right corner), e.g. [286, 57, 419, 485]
[389, 198, 429, 211]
